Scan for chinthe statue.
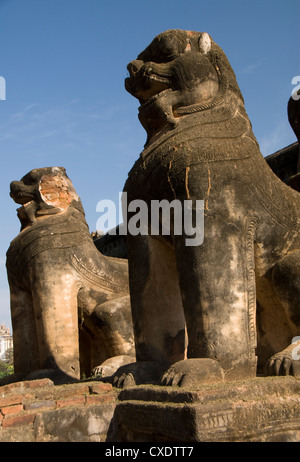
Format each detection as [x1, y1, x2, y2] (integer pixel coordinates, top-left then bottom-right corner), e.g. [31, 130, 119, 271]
[6, 167, 134, 384]
[114, 29, 300, 387]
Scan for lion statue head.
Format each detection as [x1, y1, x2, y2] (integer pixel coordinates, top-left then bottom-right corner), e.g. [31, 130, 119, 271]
[125, 29, 243, 145]
[10, 167, 82, 231]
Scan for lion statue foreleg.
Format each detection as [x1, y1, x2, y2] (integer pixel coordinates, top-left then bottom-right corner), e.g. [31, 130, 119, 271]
[265, 250, 300, 376]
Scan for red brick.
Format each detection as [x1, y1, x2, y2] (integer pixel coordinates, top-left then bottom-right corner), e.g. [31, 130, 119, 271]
[54, 383, 89, 399]
[0, 378, 54, 396]
[23, 400, 56, 411]
[0, 382, 23, 395]
[86, 394, 115, 405]
[23, 379, 54, 389]
[56, 396, 86, 408]
[22, 393, 36, 401]
[2, 413, 35, 428]
[1, 404, 24, 416]
[89, 382, 113, 394]
[0, 395, 23, 407]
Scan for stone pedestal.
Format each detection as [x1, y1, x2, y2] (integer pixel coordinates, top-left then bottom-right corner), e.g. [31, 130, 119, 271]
[108, 377, 300, 442]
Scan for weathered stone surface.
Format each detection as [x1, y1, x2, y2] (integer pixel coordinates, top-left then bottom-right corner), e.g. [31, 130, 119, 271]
[161, 358, 225, 386]
[6, 167, 135, 383]
[2, 412, 36, 429]
[0, 404, 24, 416]
[89, 382, 113, 394]
[34, 404, 116, 442]
[108, 377, 300, 442]
[91, 354, 136, 380]
[0, 379, 118, 442]
[114, 29, 300, 387]
[0, 375, 298, 442]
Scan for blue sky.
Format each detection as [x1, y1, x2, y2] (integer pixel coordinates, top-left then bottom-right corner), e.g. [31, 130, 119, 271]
[0, 0, 299, 330]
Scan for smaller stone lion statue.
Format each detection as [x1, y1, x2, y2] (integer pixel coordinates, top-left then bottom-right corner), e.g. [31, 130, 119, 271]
[6, 167, 134, 384]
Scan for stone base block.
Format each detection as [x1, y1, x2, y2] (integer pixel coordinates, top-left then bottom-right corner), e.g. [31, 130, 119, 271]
[108, 376, 300, 442]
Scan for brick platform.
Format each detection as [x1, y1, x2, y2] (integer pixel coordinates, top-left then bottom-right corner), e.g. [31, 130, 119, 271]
[2, 376, 299, 442]
[0, 378, 117, 442]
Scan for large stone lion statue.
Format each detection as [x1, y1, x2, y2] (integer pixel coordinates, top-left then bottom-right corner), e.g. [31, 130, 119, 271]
[114, 29, 300, 387]
[6, 167, 134, 384]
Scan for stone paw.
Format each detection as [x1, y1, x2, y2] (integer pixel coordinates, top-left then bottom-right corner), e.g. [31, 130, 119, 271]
[113, 371, 136, 389]
[265, 337, 300, 377]
[112, 361, 169, 389]
[91, 355, 136, 380]
[161, 358, 224, 387]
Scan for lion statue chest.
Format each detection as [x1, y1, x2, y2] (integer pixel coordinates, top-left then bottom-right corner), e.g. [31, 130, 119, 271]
[125, 92, 258, 202]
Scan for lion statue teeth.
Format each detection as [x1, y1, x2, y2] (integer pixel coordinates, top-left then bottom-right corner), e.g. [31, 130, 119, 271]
[6, 166, 135, 384]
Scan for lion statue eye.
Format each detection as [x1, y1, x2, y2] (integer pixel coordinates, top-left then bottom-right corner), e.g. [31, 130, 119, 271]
[21, 171, 39, 186]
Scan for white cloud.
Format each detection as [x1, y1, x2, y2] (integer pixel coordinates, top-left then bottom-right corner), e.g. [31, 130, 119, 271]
[240, 58, 265, 75]
[10, 103, 38, 121]
[0, 99, 133, 159]
[259, 120, 294, 157]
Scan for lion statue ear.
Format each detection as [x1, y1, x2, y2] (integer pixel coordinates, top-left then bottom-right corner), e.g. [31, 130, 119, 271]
[38, 167, 79, 213]
[198, 32, 211, 54]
